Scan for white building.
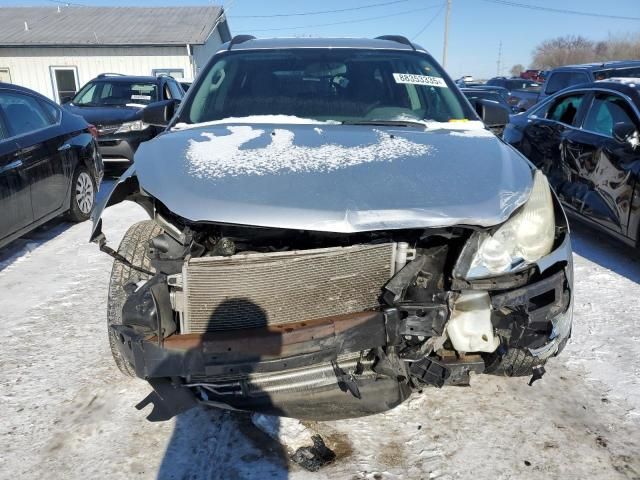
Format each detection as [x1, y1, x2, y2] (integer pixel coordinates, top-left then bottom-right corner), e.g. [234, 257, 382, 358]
[0, 6, 231, 102]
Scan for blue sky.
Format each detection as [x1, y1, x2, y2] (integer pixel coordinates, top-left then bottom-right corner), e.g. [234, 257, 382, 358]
[3, 0, 640, 79]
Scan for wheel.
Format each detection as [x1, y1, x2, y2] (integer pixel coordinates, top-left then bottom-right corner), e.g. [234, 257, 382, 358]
[107, 220, 163, 376]
[66, 165, 95, 222]
[484, 347, 545, 377]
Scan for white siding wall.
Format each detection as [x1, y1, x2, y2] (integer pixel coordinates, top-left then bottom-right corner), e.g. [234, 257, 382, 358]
[192, 29, 224, 78]
[0, 45, 191, 101]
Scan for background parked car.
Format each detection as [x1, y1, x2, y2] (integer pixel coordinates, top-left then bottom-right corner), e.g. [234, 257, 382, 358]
[513, 60, 640, 112]
[63, 73, 184, 168]
[485, 76, 542, 110]
[0, 82, 102, 248]
[504, 78, 640, 250]
[520, 69, 545, 83]
[461, 87, 511, 135]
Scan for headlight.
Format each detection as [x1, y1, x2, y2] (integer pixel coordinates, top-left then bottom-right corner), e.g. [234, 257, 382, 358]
[455, 170, 555, 279]
[115, 120, 149, 133]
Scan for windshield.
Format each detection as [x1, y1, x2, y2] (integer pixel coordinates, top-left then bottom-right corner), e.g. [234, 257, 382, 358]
[72, 80, 158, 107]
[506, 79, 540, 91]
[179, 49, 474, 124]
[596, 67, 640, 80]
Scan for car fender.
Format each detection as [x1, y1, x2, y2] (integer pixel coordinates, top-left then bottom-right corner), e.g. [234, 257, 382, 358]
[89, 166, 152, 243]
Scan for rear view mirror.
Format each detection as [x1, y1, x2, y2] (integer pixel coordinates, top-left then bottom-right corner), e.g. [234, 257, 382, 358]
[142, 99, 180, 127]
[474, 98, 510, 128]
[613, 121, 636, 143]
[60, 95, 73, 105]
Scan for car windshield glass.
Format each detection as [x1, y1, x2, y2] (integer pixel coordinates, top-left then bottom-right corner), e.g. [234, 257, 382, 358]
[72, 81, 158, 107]
[596, 67, 640, 80]
[506, 79, 540, 91]
[180, 49, 473, 124]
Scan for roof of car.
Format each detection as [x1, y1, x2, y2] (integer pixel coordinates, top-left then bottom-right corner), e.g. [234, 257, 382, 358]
[0, 82, 46, 98]
[0, 81, 54, 100]
[220, 37, 426, 52]
[557, 80, 640, 103]
[552, 60, 640, 72]
[461, 87, 501, 93]
[91, 75, 164, 83]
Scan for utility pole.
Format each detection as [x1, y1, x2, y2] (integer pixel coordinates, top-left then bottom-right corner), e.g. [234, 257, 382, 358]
[496, 41, 502, 76]
[442, 0, 452, 68]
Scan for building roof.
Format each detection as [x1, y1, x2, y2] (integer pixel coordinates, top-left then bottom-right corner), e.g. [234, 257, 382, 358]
[0, 6, 231, 46]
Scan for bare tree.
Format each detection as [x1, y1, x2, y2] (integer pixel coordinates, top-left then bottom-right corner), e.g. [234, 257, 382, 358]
[531, 34, 640, 70]
[510, 64, 525, 77]
[531, 35, 595, 69]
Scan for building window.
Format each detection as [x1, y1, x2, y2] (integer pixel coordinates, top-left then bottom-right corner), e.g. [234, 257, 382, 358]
[0, 68, 11, 83]
[49, 66, 79, 104]
[152, 68, 185, 80]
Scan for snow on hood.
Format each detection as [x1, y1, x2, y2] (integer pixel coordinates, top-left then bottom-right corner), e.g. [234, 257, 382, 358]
[186, 126, 433, 179]
[172, 115, 338, 131]
[133, 122, 534, 233]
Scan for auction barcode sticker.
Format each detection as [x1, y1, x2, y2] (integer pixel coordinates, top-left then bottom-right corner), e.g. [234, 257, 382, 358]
[131, 94, 152, 101]
[393, 73, 448, 87]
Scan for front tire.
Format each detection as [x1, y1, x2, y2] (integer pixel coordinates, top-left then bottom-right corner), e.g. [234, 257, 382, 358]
[107, 220, 163, 376]
[66, 165, 95, 222]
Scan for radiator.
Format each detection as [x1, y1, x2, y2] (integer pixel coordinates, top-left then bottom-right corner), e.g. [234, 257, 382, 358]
[182, 243, 395, 333]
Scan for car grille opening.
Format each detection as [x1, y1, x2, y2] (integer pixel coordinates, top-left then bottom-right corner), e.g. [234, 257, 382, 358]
[182, 243, 395, 333]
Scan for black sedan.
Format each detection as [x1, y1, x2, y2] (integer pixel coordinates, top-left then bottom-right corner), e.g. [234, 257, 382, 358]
[504, 79, 640, 249]
[63, 74, 184, 167]
[0, 82, 102, 249]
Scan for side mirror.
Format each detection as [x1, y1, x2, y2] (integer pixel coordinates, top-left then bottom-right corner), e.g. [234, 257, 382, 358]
[613, 121, 636, 143]
[474, 98, 510, 128]
[60, 95, 73, 105]
[142, 99, 180, 127]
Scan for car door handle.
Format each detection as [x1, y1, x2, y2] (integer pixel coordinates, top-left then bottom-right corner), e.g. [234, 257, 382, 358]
[58, 143, 72, 152]
[0, 159, 23, 174]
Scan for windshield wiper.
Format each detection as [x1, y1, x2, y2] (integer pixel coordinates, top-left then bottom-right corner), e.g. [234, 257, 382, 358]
[341, 119, 426, 129]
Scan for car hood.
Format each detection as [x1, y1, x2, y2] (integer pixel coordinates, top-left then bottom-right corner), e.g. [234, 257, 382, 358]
[63, 104, 142, 125]
[133, 122, 534, 233]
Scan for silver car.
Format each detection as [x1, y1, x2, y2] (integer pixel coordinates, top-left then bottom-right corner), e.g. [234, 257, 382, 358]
[92, 36, 573, 422]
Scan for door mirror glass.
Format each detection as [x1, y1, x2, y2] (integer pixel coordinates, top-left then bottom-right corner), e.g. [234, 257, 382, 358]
[142, 99, 180, 127]
[613, 121, 637, 143]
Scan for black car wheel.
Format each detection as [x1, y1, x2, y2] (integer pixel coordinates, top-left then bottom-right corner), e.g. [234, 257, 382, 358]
[66, 165, 95, 222]
[107, 220, 163, 377]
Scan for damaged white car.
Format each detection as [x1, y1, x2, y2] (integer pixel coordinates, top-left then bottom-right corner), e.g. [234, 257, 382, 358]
[91, 35, 573, 421]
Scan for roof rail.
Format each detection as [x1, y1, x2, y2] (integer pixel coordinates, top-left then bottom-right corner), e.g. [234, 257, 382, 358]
[228, 35, 256, 51]
[97, 72, 125, 78]
[375, 35, 416, 51]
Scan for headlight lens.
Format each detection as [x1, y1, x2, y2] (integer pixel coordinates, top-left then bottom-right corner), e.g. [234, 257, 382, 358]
[115, 120, 149, 133]
[457, 170, 555, 279]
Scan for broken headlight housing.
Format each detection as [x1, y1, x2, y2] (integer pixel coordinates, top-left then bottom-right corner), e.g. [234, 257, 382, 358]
[115, 120, 150, 133]
[455, 170, 555, 279]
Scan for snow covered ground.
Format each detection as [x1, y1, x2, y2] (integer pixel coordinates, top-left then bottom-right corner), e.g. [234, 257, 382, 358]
[0, 182, 639, 479]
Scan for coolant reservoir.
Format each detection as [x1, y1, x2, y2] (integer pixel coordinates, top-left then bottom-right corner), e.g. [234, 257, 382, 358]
[447, 290, 500, 353]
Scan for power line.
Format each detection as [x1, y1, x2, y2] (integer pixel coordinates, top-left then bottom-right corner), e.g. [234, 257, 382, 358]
[479, 0, 640, 22]
[233, 0, 409, 18]
[411, 3, 446, 40]
[242, 4, 445, 33]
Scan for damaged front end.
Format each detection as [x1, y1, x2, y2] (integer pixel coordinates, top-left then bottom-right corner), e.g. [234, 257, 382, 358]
[92, 166, 572, 422]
